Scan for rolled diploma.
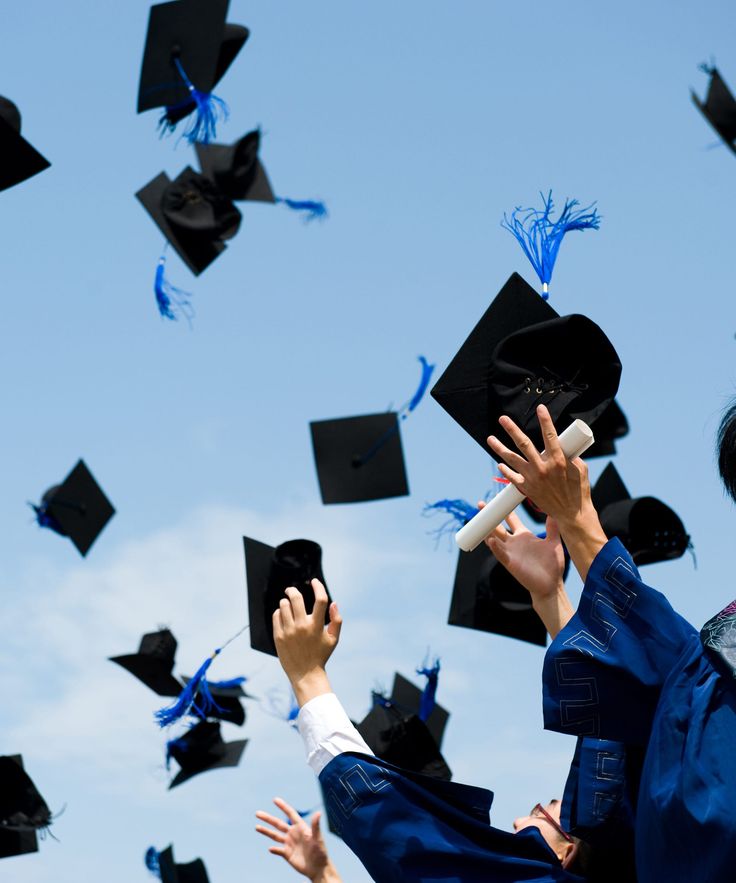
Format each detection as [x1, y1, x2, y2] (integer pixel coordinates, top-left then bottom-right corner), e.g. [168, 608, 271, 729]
[455, 419, 595, 552]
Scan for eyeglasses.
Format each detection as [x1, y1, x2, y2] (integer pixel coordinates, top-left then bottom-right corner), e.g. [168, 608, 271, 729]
[531, 803, 573, 843]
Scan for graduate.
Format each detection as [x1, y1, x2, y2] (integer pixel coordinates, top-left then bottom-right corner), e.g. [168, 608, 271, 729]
[258, 579, 599, 882]
[484, 404, 736, 883]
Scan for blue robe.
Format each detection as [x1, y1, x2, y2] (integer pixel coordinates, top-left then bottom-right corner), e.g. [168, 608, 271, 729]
[320, 752, 584, 882]
[542, 538, 736, 883]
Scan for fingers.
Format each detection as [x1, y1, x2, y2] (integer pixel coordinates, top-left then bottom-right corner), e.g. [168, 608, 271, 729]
[284, 586, 307, 623]
[256, 810, 290, 833]
[487, 536, 510, 565]
[505, 511, 527, 534]
[273, 796, 302, 826]
[326, 601, 342, 642]
[255, 824, 287, 844]
[272, 607, 284, 643]
[278, 597, 294, 630]
[311, 578, 329, 624]
[498, 461, 525, 490]
[486, 435, 529, 472]
[311, 811, 323, 840]
[536, 405, 562, 459]
[497, 415, 543, 466]
[477, 500, 485, 510]
[268, 846, 289, 858]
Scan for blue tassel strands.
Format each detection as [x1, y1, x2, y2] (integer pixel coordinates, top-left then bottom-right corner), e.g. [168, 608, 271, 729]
[145, 847, 161, 878]
[275, 197, 328, 222]
[154, 254, 193, 323]
[416, 659, 440, 721]
[353, 356, 436, 468]
[501, 191, 600, 299]
[263, 686, 300, 729]
[29, 501, 65, 535]
[154, 625, 248, 728]
[158, 58, 229, 145]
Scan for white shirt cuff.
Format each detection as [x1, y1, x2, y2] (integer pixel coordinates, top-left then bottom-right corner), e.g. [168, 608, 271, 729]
[296, 692, 374, 776]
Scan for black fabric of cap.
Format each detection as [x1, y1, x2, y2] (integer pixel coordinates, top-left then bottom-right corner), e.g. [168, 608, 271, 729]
[448, 544, 548, 646]
[136, 167, 241, 275]
[195, 129, 276, 202]
[431, 272, 621, 461]
[243, 537, 330, 656]
[179, 675, 248, 726]
[0, 97, 50, 192]
[310, 412, 409, 504]
[692, 66, 736, 154]
[158, 844, 210, 883]
[36, 459, 115, 557]
[389, 673, 450, 749]
[109, 629, 183, 697]
[0, 755, 51, 859]
[168, 721, 246, 789]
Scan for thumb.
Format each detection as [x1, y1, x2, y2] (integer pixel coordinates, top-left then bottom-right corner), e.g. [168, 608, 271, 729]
[311, 810, 323, 841]
[326, 602, 342, 642]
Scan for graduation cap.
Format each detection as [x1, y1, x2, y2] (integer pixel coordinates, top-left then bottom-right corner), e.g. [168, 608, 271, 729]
[137, 167, 241, 276]
[448, 543, 548, 646]
[0, 96, 50, 193]
[243, 537, 331, 656]
[166, 720, 246, 789]
[692, 64, 736, 154]
[179, 675, 249, 726]
[592, 463, 691, 565]
[311, 356, 434, 504]
[196, 129, 327, 220]
[388, 672, 449, 748]
[146, 844, 210, 883]
[31, 459, 115, 556]
[356, 700, 451, 781]
[137, 0, 242, 143]
[431, 273, 621, 461]
[0, 755, 52, 860]
[109, 629, 183, 697]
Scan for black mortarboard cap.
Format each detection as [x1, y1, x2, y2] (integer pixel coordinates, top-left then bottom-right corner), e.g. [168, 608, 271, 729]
[356, 703, 451, 780]
[431, 272, 621, 460]
[0, 97, 50, 193]
[137, 167, 241, 275]
[691, 66, 736, 154]
[448, 543, 548, 646]
[310, 412, 409, 504]
[167, 720, 246, 789]
[34, 459, 115, 557]
[592, 463, 690, 565]
[0, 755, 51, 860]
[195, 129, 276, 203]
[137, 0, 231, 113]
[157, 845, 210, 883]
[179, 675, 248, 726]
[109, 629, 182, 697]
[388, 673, 449, 748]
[243, 537, 331, 656]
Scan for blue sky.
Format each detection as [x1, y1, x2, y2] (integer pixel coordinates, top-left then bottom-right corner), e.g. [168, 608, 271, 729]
[2, 1, 736, 880]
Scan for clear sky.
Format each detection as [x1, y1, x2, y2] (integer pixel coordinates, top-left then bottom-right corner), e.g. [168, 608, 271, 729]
[2, 1, 736, 880]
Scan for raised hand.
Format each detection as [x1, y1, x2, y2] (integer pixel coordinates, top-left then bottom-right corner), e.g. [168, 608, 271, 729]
[256, 797, 341, 882]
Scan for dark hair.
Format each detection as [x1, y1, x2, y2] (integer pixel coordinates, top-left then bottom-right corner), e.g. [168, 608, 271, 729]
[717, 400, 736, 503]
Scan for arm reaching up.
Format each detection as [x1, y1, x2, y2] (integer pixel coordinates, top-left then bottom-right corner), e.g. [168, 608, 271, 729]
[256, 797, 342, 883]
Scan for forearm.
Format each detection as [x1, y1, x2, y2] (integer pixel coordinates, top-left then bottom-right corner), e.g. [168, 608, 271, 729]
[532, 583, 575, 639]
[557, 504, 609, 583]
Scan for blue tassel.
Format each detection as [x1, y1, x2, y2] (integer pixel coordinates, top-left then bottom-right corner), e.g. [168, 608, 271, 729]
[154, 255, 193, 323]
[158, 58, 229, 144]
[423, 498, 479, 530]
[416, 659, 440, 721]
[28, 501, 65, 535]
[276, 197, 328, 222]
[145, 847, 161, 878]
[165, 733, 191, 770]
[207, 676, 247, 690]
[501, 191, 600, 298]
[264, 686, 300, 729]
[371, 690, 393, 709]
[404, 356, 435, 416]
[155, 650, 220, 727]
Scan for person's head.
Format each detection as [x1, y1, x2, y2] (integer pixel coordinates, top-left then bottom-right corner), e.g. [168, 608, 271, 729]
[718, 400, 736, 503]
[513, 799, 579, 869]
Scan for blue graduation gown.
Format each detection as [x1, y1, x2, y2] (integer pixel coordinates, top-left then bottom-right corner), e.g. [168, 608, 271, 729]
[320, 752, 584, 882]
[543, 538, 736, 883]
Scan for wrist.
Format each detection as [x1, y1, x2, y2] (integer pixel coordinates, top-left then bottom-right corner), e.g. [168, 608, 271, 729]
[291, 668, 332, 707]
[312, 861, 341, 883]
[556, 501, 605, 538]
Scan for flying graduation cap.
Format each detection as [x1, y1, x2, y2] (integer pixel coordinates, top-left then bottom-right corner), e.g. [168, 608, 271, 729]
[431, 273, 621, 462]
[165, 720, 247, 788]
[179, 675, 249, 726]
[0, 756, 53, 860]
[109, 629, 183, 697]
[0, 96, 50, 193]
[31, 459, 115, 556]
[145, 844, 210, 883]
[137, 0, 247, 144]
[692, 64, 736, 155]
[243, 537, 331, 656]
[592, 463, 691, 566]
[311, 356, 435, 504]
[196, 129, 328, 221]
